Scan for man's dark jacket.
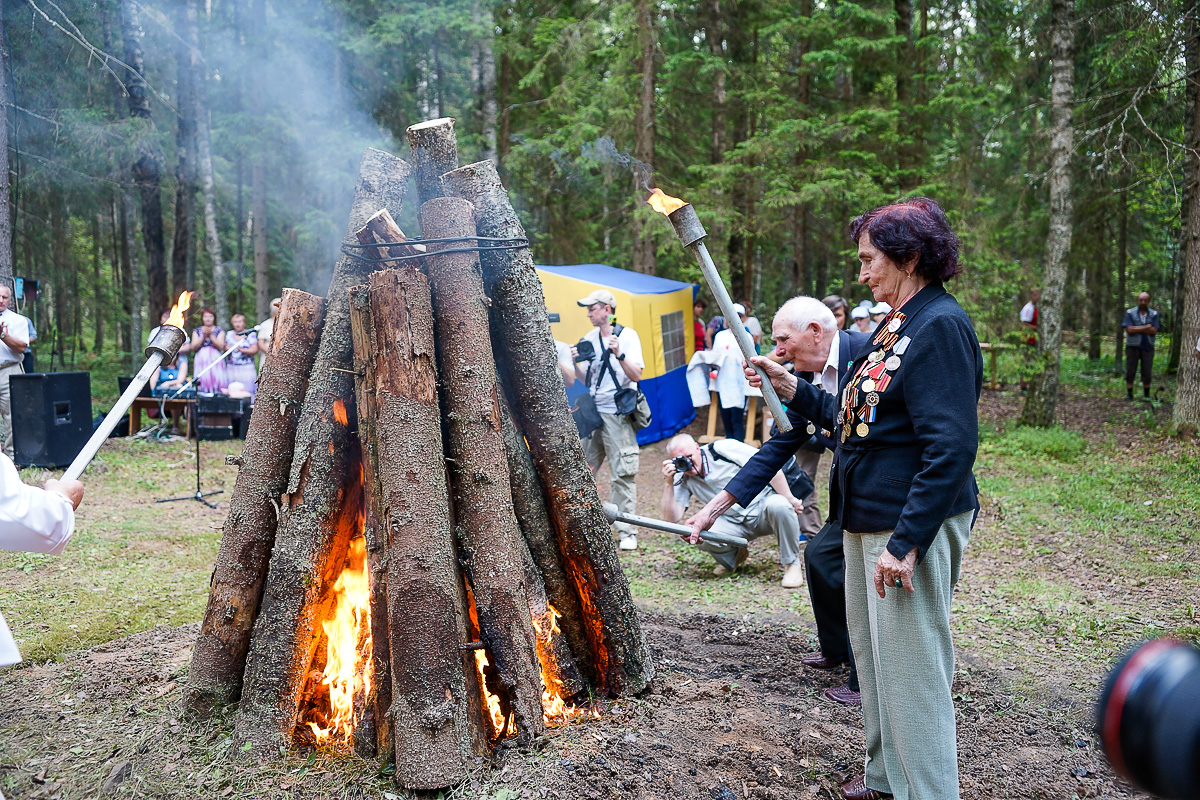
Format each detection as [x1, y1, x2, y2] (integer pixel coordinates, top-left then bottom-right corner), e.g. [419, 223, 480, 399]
[774, 283, 982, 563]
[725, 327, 869, 506]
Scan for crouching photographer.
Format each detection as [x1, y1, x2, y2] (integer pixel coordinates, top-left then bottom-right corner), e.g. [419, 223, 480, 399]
[1097, 639, 1200, 800]
[661, 433, 810, 589]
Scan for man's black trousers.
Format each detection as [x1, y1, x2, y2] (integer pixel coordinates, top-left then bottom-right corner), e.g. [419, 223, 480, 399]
[804, 521, 859, 692]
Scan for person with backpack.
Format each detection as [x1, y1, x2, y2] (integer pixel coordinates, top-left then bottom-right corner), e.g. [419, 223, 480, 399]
[572, 289, 646, 551]
[661, 433, 808, 588]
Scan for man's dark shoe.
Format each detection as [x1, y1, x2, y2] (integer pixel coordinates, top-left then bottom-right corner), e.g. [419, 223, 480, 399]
[824, 685, 862, 706]
[840, 774, 892, 800]
[800, 653, 842, 670]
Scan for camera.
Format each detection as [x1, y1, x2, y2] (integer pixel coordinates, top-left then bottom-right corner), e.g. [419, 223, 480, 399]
[574, 339, 595, 363]
[671, 455, 693, 475]
[1096, 639, 1200, 800]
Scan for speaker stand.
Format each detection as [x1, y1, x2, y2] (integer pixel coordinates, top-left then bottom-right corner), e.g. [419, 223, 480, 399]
[157, 431, 223, 509]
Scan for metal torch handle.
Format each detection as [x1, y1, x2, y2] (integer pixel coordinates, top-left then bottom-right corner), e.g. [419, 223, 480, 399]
[602, 503, 750, 548]
[688, 241, 793, 433]
[62, 351, 166, 482]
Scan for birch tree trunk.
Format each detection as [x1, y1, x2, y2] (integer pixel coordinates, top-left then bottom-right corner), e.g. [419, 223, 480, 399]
[1020, 0, 1074, 428]
[631, 0, 656, 275]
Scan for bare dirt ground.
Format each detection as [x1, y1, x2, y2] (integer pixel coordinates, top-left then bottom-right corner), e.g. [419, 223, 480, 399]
[1, 385, 1187, 799]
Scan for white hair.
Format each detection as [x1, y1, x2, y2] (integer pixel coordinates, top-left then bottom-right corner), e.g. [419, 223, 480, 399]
[774, 296, 837, 336]
[666, 433, 696, 454]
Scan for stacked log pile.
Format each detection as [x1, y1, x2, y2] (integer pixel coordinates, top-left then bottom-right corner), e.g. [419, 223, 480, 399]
[184, 130, 654, 790]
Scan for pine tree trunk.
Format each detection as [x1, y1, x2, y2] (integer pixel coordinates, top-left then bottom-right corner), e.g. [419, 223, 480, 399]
[188, 0, 229, 328]
[235, 149, 412, 750]
[442, 161, 655, 697]
[0, 3, 14, 289]
[122, 193, 143, 364]
[1115, 183, 1127, 372]
[119, 0, 169, 320]
[632, 0, 656, 275]
[1173, 12, 1200, 436]
[253, 166, 269, 322]
[1088, 217, 1104, 360]
[93, 215, 106, 353]
[350, 267, 489, 789]
[1020, 0, 1074, 428]
[170, 0, 194, 303]
[184, 290, 326, 717]
[421, 196, 546, 743]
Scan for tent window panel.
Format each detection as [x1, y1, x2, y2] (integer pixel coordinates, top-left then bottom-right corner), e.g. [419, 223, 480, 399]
[661, 310, 686, 371]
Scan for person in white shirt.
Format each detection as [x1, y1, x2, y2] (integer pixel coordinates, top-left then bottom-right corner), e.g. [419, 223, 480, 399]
[0, 285, 31, 459]
[739, 300, 763, 351]
[851, 305, 873, 333]
[571, 288, 645, 551]
[0, 451, 84, 667]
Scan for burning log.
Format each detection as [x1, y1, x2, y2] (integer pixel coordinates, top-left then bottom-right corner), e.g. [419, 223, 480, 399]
[184, 289, 327, 717]
[235, 148, 412, 750]
[349, 267, 488, 788]
[442, 161, 655, 697]
[420, 196, 546, 743]
[406, 118, 458, 204]
[498, 396, 593, 689]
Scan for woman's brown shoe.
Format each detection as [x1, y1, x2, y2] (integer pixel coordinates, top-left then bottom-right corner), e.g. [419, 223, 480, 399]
[840, 774, 892, 800]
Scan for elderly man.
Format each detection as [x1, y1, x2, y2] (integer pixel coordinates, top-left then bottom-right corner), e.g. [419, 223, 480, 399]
[662, 433, 806, 588]
[689, 296, 870, 704]
[572, 288, 645, 551]
[0, 285, 30, 460]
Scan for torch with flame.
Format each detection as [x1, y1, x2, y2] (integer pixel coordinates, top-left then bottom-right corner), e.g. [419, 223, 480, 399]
[646, 190, 793, 433]
[62, 291, 192, 482]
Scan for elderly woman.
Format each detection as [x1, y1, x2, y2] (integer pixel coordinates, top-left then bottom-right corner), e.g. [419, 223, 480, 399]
[748, 197, 981, 800]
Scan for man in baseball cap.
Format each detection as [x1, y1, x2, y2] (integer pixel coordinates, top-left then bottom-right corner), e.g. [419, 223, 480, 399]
[570, 287, 645, 551]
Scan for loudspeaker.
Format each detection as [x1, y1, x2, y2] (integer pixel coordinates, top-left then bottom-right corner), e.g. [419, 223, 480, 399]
[11, 372, 93, 468]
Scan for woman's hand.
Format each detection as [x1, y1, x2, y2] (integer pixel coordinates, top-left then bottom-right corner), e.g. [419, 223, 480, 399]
[874, 547, 918, 598]
[745, 356, 798, 401]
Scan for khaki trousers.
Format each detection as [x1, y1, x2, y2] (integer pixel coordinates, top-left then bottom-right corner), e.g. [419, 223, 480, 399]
[0, 362, 25, 459]
[844, 510, 972, 800]
[699, 494, 803, 570]
[584, 412, 640, 538]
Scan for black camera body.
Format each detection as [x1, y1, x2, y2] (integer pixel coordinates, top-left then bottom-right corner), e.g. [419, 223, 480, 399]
[671, 455, 693, 474]
[1097, 639, 1200, 800]
[574, 339, 596, 363]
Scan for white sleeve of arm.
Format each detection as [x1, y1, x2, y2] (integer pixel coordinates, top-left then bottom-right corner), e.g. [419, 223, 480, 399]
[0, 455, 76, 555]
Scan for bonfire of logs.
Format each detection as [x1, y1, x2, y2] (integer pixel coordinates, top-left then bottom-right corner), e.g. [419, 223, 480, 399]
[182, 122, 654, 790]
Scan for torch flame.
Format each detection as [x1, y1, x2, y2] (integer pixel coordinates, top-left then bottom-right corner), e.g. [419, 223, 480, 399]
[646, 188, 686, 216]
[165, 291, 191, 329]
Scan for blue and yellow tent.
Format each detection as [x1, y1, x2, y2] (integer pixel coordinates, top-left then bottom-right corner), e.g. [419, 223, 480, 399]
[537, 264, 697, 444]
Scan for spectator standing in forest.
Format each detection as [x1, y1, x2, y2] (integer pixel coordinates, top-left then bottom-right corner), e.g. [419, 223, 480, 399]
[693, 298, 708, 351]
[740, 300, 764, 352]
[1122, 292, 1160, 401]
[850, 305, 873, 333]
[1019, 288, 1039, 391]
[823, 295, 851, 330]
[572, 289, 645, 551]
[0, 286, 29, 460]
[225, 314, 260, 400]
[257, 296, 282, 365]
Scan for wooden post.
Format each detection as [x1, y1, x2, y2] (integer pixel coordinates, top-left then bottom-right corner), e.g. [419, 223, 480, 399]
[743, 395, 760, 448]
[420, 196, 546, 743]
[442, 161, 655, 697]
[406, 118, 458, 204]
[235, 149, 412, 750]
[699, 390, 720, 444]
[352, 267, 488, 788]
[183, 289, 326, 717]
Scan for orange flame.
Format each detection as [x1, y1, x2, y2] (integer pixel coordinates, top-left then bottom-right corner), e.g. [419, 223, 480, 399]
[646, 188, 686, 216]
[474, 649, 509, 737]
[332, 399, 348, 426]
[532, 604, 601, 726]
[165, 291, 191, 329]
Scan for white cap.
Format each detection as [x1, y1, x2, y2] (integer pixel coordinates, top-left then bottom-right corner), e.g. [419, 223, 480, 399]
[851, 307, 869, 320]
[870, 302, 892, 315]
[577, 288, 617, 309]
[732, 303, 746, 315]
[858, 300, 873, 308]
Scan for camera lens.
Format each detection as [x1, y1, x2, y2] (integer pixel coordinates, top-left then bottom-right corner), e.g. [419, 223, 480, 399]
[1096, 639, 1200, 800]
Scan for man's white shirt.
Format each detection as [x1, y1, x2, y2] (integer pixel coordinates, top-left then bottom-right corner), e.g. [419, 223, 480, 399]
[812, 333, 840, 396]
[581, 326, 644, 414]
[0, 309, 29, 365]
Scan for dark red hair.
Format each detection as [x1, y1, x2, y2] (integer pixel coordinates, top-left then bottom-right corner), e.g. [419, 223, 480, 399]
[200, 307, 216, 320]
[849, 197, 961, 282]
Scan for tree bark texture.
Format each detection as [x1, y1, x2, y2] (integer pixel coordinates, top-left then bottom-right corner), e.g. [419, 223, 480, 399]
[119, 0, 169, 320]
[498, 398, 588, 697]
[170, 0, 195, 303]
[1173, 13, 1200, 436]
[442, 161, 655, 697]
[407, 118, 459, 205]
[420, 197, 546, 743]
[1020, 0, 1074, 428]
[348, 209, 423, 763]
[184, 289, 326, 717]
[235, 149, 412, 750]
[632, 0, 657, 275]
[351, 267, 489, 788]
[0, 1, 12, 288]
[1116, 182, 1128, 372]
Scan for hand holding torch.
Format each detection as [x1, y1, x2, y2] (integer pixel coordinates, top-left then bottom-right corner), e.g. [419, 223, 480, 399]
[647, 190, 792, 433]
[601, 502, 749, 548]
[61, 293, 191, 483]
